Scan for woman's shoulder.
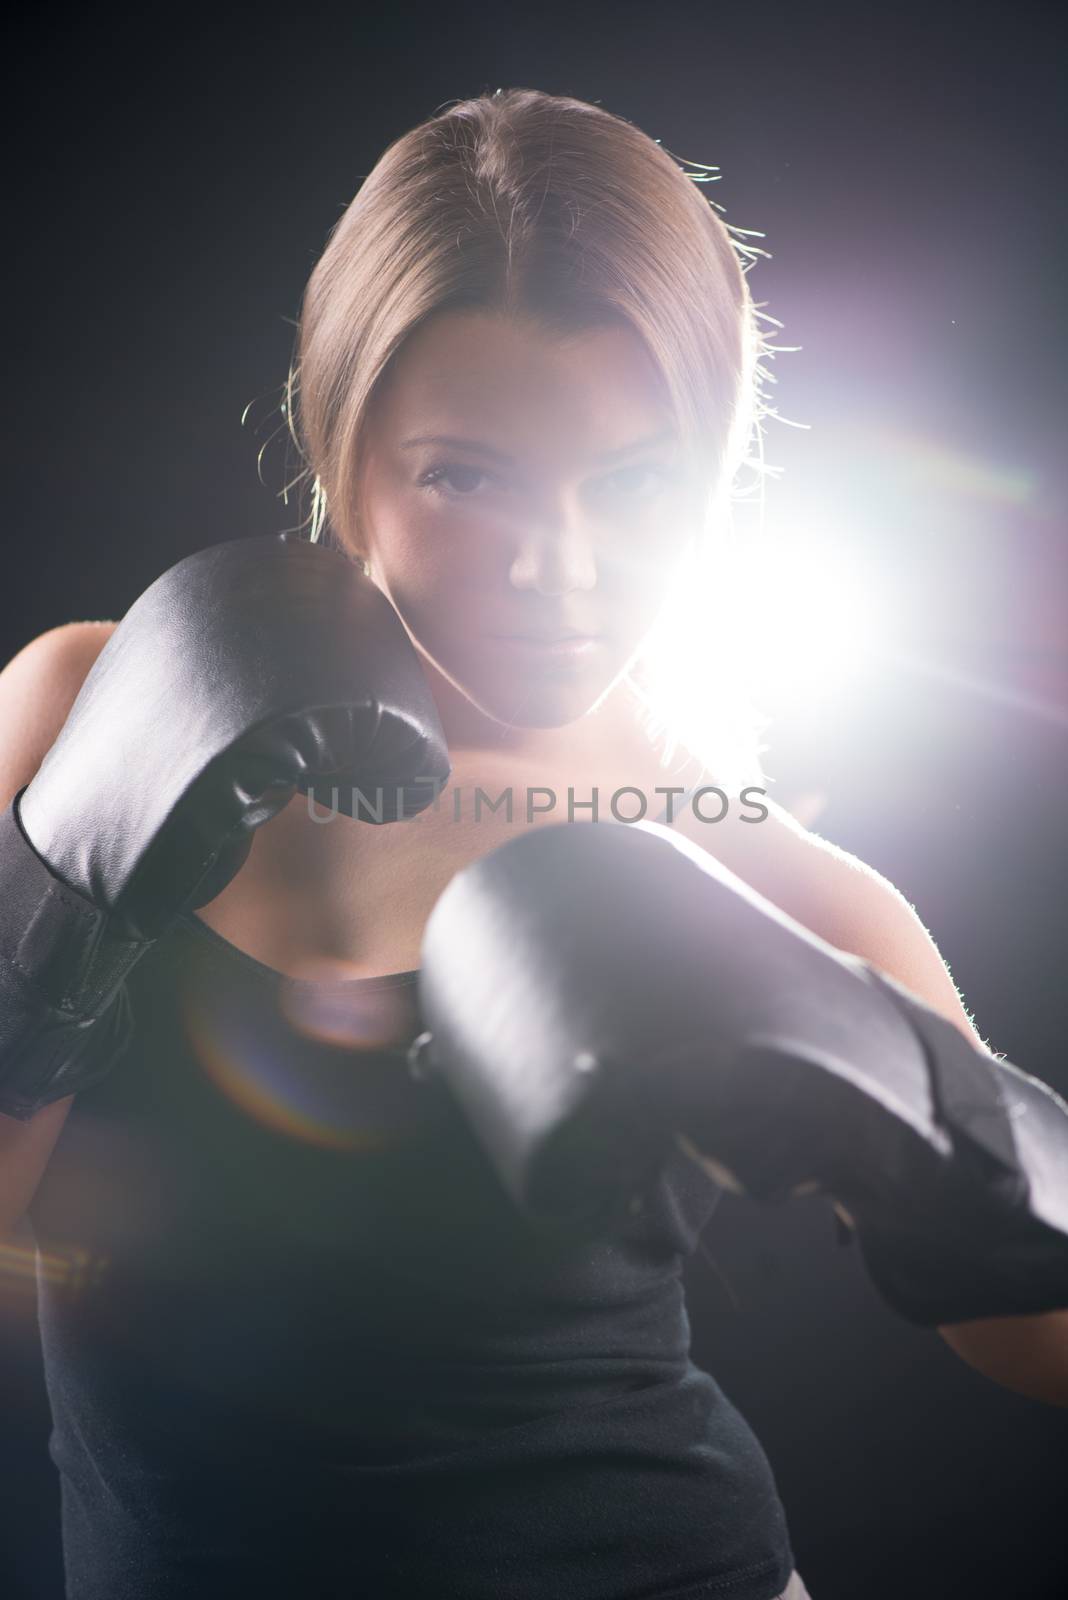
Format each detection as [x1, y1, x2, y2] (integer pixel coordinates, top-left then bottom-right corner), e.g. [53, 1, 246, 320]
[670, 780, 983, 1047]
[0, 621, 118, 710]
[670, 783, 906, 956]
[0, 621, 118, 804]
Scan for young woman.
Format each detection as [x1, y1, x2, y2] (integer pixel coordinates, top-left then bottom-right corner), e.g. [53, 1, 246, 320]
[1, 87, 1065, 1600]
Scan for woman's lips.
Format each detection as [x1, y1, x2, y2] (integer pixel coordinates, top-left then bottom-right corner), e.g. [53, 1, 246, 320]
[487, 632, 605, 663]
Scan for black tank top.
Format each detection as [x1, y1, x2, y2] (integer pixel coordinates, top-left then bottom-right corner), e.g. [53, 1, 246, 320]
[29, 799, 795, 1600]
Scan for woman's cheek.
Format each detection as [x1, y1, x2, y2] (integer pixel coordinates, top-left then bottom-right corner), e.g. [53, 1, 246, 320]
[387, 497, 504, 583]
[368, 502, 451, 599]
[371, 518, 488, 655]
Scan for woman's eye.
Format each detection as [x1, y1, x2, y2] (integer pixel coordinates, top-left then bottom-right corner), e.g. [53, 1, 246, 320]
[417, 462, 496, 497]
[599, 464, 673, 500]
[416, 459, 676, 504]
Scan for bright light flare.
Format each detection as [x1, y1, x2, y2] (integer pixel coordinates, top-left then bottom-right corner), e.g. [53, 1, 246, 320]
[719, 528, 887, 714]
[638, 522, 890, 779]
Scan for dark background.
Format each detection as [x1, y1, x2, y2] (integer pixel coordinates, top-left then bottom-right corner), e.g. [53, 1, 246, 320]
[2, 4, 1066, 1596]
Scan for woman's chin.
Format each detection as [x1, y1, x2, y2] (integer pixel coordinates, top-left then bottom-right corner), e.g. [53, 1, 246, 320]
[463, 672, 623, 732]
[474, 690, 602, 730]
[414, 636, 632, 737]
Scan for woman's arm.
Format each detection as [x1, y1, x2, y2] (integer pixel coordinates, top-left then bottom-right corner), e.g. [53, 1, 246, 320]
[756, 805, 1068, 1407]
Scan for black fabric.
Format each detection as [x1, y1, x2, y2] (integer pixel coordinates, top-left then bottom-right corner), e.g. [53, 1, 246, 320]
[29, 856, 796, 1598]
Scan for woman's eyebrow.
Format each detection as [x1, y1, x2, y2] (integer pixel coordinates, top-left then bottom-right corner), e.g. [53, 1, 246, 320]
[398, 430, 678, 464]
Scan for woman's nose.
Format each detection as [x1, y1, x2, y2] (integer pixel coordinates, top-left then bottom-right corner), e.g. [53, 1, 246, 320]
[507, 520, 598, 598]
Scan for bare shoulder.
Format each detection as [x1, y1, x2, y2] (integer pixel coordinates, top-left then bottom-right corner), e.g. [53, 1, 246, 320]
[674, 787, 986, 1047]
[0, 620, 118, 804]
[673, 789, 891, 936]
[2, 618, 118, 688]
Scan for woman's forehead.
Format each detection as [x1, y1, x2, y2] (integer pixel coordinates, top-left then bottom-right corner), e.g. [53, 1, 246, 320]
[370, 310, 677, 455]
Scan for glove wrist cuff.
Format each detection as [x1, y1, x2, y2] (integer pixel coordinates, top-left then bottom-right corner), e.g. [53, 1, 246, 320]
[851, 963, 1068, 1325]
[0, 794, 151, 1120]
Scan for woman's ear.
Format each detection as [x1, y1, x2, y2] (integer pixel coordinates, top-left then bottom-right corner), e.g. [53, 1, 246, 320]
[324, 521, 372, 576]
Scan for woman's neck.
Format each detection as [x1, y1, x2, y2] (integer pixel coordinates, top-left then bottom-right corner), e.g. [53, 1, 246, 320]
[420, 654, 654, 773]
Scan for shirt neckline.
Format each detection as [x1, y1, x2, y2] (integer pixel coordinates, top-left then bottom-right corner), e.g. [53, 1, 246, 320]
[178, 910, 421, 991]
[176, 783, 704, 994]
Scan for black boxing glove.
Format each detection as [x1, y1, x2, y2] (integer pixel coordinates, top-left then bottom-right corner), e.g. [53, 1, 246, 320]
[415, 820, 1068, 1327]
[0, 534, 450, 1120]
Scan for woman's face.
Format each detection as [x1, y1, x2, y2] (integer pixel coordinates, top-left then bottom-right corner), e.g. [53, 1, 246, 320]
[354, 309, 701, 731]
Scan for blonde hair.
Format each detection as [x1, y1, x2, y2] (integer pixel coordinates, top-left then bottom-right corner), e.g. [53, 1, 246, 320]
[282, 87, 785, 789]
